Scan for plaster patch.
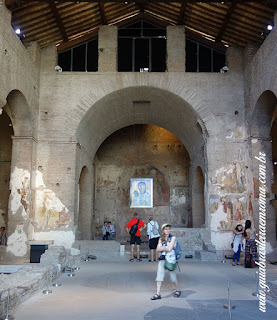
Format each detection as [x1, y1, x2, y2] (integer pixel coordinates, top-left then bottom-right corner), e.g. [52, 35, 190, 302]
[210, 199, 228, 231]
[32, 230, 75, 249]
[226, 132, 234, 139]
[211, 231, 233, 250]
[35, 170, 46, 188]
[235, 126, 245, 139]
[10, 167, 30, 217]
[266, 242, 274, 254]
[6, 223, 27, 256]
[251, 139, 258, 144]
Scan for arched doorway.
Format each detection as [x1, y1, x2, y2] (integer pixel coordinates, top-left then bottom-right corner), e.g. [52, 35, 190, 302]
[192, 166, 205, 228]
[252, 90, 277, 245]
[4, 90, 34, 256]
[77, 166, 92, 240]
[0, 109, 14, 228]
[94, 124, 190, 239]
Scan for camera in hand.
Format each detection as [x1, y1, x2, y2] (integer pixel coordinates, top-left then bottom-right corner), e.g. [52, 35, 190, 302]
[159, 255, 166, 260]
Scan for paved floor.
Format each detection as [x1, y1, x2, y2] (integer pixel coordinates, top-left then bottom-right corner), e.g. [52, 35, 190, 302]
[10, 258, 277, 320]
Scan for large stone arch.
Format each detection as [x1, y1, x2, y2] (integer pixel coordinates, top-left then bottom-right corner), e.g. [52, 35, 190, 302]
[62, 81, 215, 147]
[73, 85, 212, 239]
[0, 109, 14, 229]
[251, 90, 277, 138]
[4, 90, 36, 257]
[5, 90, 34, 137]
[73, 85, 212, 159]
[250, 90, 277, 254]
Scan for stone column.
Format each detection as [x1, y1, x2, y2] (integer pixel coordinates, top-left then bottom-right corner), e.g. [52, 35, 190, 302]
[6, 136, 35, 257]
[226, 47, 243, 73]
[98, 25, 118, 72]
[166, 25, 186, 72]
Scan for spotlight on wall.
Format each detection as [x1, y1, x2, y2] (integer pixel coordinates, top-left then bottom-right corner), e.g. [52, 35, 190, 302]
[220, 66, 229, 73]
[267, 24, 273, 31]
[55, 65, 62, 72]
[15, 28, 21, 35]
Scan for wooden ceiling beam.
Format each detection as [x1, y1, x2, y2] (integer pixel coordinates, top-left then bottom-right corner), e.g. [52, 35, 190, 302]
[99, 2, 108, 24]
[49, 2, 69, 42]
[178, 2, 187, 24]
[216, 3, 236, 42]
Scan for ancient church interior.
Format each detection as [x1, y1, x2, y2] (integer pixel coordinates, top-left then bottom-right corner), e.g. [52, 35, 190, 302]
[0, 0, 277, 316]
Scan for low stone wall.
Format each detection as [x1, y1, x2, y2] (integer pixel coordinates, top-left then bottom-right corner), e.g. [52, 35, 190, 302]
[0, 264, 60, 317]
[0, 246, 79, 317]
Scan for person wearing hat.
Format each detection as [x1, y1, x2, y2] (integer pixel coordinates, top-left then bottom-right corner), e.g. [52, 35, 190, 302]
[150, 223, 181, 300]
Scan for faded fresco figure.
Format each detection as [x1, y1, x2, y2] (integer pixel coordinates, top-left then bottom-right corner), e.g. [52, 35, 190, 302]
[132, 182, 151, 207]
[226, 198, 233, 221]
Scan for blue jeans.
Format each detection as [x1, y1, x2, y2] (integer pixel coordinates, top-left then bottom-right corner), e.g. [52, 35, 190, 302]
[103, 235, 108, 240]
[233, 244, 241, 262]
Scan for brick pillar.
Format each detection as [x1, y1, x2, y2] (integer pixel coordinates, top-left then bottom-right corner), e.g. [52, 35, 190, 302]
[26, 41, 41, 68]
[7, 136, 35, 257]
[40, 44, 58, 72]
[166, 25, 186, 72]
[226, 47, 243, 73]
[98, 25, 118, 72]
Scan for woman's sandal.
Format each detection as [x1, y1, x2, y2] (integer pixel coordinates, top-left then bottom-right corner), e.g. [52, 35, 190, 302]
[129, 259, 134, 262]
[151, 294, 161, 300]
[137, 259, 142, 262]
[173, 290, 181, 298]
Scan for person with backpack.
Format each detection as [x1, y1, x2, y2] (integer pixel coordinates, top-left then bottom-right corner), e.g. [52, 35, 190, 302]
[126, 213, 146, 262]
[150, 223, 181, 300]
[147, 217, 160, 262]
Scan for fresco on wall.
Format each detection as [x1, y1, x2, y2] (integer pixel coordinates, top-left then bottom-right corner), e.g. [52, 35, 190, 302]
[210, 149, 246, 194]
[130, 178, 153, 208]
[35, 171, 71, 229]
[170, 187, 190, 226]
[210, 194, 249, 231]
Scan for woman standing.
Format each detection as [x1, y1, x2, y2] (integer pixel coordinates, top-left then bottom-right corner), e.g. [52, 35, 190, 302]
[232, 224, 244, 266]
[244, 219, 258, 265]
[147, 217, 160, 262]
[150, 223, 181, 300]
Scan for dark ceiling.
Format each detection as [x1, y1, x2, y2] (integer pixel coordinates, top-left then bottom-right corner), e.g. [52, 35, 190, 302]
[5, 1, 276, 52]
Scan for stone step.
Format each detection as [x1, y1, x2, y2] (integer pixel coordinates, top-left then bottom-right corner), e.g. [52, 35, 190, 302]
[195, 250, 218, 262]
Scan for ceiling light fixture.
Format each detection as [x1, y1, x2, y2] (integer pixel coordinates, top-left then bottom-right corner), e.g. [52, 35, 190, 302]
[267, 24, 273, 31]
[15, 28, 21, 34]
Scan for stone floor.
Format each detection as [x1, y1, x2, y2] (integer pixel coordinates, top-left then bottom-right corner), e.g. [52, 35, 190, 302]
[5, 258, 277, 320]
